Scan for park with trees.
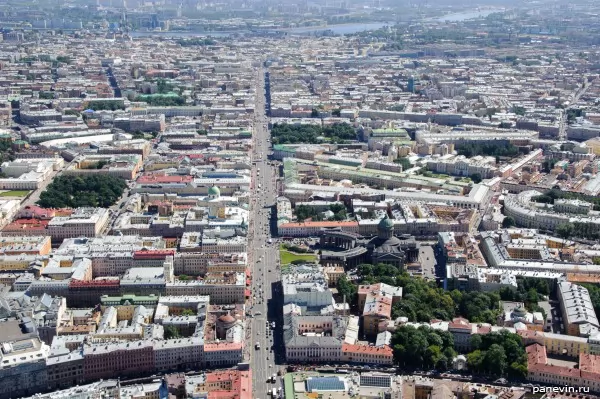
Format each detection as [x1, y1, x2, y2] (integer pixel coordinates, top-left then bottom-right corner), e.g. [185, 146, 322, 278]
[37, 175, 127, 208]
[270, 122, 357, 144]
[338, 265, 503, 324]
[466, 331, 527, 378]
[295, 203, 348, 222]
[336, 263, 540, 377]
[85, 99, 125, 111]
[136, 94, 185, 106]
[390, 321, 527, 377]
[455, 141, 527, 158]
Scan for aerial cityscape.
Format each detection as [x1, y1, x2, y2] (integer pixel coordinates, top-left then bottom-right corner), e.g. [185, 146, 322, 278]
[3, 0, 600, 398]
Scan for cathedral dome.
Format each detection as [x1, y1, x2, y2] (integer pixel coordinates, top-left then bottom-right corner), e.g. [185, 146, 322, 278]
[378, 215, 394, 231]
[208, 185, 220, 197]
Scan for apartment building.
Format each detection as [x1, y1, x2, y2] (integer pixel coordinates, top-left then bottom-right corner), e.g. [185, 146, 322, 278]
[64, 154, 143, 180]
[0, 337, 50, 398]
[83, 340, 155, 382]
[526, 344, 600, 391]
[153, 337, 204, 371]
[358, 283, 403, 338]
[278, 220, 359, 237]
[203, 342, 243, 368]
[341, 343, 394, 365]
[47, 208, 110, 241]
[0, 235, 52, 255]
[504, 190, 600, 233]
[558, 281, 600, 337]
[165, 273, 246, 304]
[282, 264, 333, 308]
[479, 230, 600, 280]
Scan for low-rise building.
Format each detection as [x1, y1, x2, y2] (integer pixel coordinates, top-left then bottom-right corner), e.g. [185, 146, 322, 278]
[64, 154, 143, 180]
[47, 208, 110, 241]
[526, 344, 600, 392]
[358, 283, 402, 338]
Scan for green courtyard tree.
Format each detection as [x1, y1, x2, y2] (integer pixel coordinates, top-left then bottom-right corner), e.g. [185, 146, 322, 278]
[37, 175, 127, 208]
[336, 275, 357, 303]
[502, 216, 516, 228]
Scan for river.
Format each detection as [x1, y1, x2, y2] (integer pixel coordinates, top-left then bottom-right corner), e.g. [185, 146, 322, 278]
[130, 22, 392, 38]
[129, 9, 504, 39]
[130, 31, 232, 38]
[433, 8, 504, 22]
[285, 22, 391, 35]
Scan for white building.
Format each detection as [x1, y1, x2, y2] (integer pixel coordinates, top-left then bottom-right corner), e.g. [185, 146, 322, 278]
[282, 265, 333, 308]
[47, 208, 110, 240]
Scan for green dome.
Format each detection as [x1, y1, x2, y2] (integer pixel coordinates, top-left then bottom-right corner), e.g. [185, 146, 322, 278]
[378, 215, 394, 231]
[208, 186, 220, 197]
[513, 306, 527, 317]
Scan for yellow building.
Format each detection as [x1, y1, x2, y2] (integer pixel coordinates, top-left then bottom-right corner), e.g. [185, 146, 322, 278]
[0, 255, 42, 271]
[584, 137, 600, 156]
[323, 266, 345, 286]
[543, 332, 589, 357]
[100, 294, 159, 321]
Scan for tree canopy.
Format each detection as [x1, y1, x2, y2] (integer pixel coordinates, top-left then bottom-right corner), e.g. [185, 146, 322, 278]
[393, 157, 413, 171]
[136, 94, 185, 106]
[164, 325, 181, 339]
[271, 122, 356, 144]
[295, 203, 347, 222]
[0, 139, 15, 164]
[502, 216, 516, 228]
[177, 38, 216, 47]
[455, 141, 527, 158]
[468, 331, 527, 378]
[392, 325, 456, 370]
[499, 277, 551, 320]
[37, 175, 127, 208]
[85, 100, 125, 111]
[470, 173, 482, 183]
[352, 264, 528, 377]
[532, 189, 600, 212]
[581, 283, 600, 316]
[356, 267, 501, 323]
[336, 275, 357, 304]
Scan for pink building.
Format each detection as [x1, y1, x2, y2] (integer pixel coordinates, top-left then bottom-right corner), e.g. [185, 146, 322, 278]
[194, 369, 252, 399]
[83, 341, 154, 382]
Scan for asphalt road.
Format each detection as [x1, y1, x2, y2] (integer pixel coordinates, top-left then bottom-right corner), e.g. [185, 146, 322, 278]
[419, 245, 437, 279]
[248, 66, 284, 398]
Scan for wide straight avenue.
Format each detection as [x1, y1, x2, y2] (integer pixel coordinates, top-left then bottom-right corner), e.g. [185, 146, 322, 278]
[248, 67, 283, 398]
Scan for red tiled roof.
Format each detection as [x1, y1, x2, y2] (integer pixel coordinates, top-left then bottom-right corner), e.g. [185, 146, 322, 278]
[449, 317, 472, 331]
[204, 342, 242, 351]
[358, 283, 382, 294]
[279, 221, 359, 228]
[133, 249, 175, 259]
[342, 343, 393, 356]
[527, 344, 548, 365]
[203, 370, 252, 399]
[138, 174, 193, 183]
[3, 219, 49, 231]
[518, 330, 544, 339]
[476, 325, 491, 334]
[580, 353, 600, 382]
